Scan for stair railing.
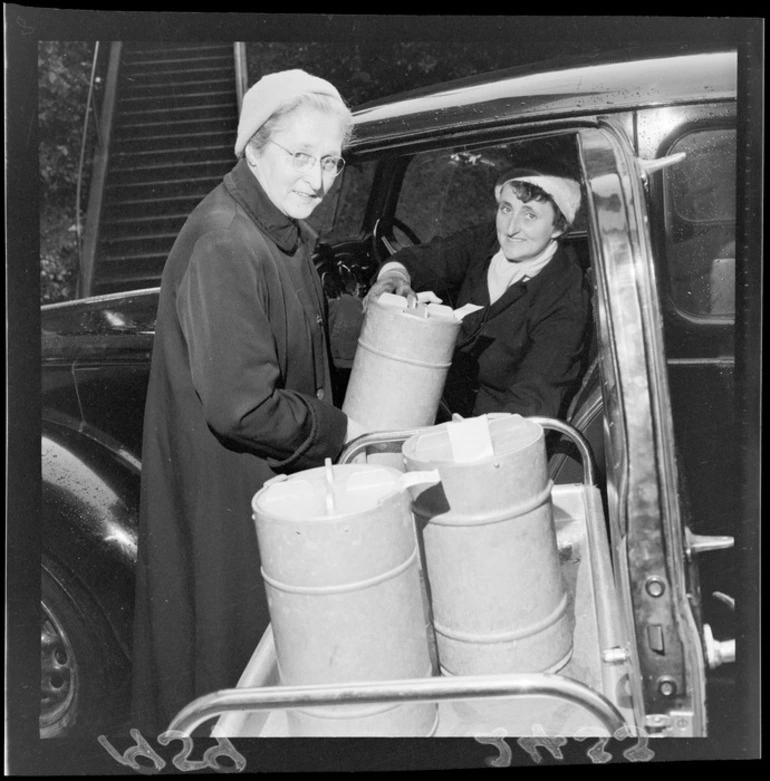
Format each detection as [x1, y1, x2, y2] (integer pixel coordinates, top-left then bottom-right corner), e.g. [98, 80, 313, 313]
[75, 41, 102, 272]
[77, 42, 123, 299]
[234, 42, 249, 116]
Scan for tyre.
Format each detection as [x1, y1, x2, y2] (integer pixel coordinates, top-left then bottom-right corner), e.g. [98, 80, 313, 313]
[40, 558, 131, 738]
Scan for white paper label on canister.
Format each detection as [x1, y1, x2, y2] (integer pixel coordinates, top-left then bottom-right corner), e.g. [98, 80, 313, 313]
[424, 303, 456, 320]
[446, 415, 495, 462]
[452, 303, 485, 320]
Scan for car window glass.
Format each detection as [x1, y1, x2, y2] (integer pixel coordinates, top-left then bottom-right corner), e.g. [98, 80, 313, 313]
[309, 160, 377, 244]
[663, 129, 736, 318]
[393, 138, 585, 246]
[395, 150, 501, 242]
[657, 127, 739, 632]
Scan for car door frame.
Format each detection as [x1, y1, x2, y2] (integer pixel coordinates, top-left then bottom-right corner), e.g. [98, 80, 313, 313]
[578, 120, 707, 736]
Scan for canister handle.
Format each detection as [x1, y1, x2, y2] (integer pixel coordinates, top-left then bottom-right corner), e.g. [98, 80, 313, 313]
[338, 417, 596, 487]
[529, 416, 597, 487]
[338, 426, 434, 466]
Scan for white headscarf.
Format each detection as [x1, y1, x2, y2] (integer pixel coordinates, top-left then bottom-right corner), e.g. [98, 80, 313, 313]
[494, 174, 582, 226]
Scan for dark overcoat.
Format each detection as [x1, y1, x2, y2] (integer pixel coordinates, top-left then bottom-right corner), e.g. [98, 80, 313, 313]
[132, 158, 348, 734]
[393, 221, 591, 419]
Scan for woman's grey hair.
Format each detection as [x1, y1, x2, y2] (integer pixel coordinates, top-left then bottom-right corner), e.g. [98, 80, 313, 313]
[246, 92, 354, 155]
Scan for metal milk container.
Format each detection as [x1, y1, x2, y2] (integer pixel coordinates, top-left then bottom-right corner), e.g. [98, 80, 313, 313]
[251, 461, 440, 736]
[402, 414, 573, 675]
[342, 295, 461, 466]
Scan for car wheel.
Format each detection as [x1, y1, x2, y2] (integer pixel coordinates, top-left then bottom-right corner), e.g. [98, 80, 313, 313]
[40, 559, 130, 738]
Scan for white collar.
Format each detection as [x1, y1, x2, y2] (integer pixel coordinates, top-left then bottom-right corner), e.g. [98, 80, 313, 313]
[487, 240, 558, 303]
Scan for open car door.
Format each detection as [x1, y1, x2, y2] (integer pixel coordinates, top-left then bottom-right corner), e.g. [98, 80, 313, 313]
[578, 124, 708, 737]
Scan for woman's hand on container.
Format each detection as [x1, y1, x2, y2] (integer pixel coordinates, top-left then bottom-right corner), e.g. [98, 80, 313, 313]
[363, 274, 418, 310]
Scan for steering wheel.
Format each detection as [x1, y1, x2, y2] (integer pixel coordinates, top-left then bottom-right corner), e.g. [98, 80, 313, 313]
[373, 217, 423, 260]
[392, 217, 422, 247]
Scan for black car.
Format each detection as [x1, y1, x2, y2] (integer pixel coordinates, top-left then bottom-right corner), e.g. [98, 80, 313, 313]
[40, 45, 759, 742]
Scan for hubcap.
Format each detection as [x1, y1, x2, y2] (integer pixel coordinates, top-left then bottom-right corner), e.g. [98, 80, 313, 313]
[40, 602, 78, 732]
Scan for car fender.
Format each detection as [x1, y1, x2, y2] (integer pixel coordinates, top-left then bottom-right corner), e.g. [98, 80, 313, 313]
[41, 426, 139, 660]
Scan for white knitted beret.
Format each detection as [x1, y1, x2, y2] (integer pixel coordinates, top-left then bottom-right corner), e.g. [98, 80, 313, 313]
[495, 174, 582, 225]
[234, 69, 343, 158]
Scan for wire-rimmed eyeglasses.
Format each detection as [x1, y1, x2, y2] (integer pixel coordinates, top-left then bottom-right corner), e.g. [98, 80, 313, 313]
[268, 139, 346, 177]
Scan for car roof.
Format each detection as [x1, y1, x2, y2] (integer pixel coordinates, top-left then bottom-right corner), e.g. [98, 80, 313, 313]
[350, 48, 737, 148]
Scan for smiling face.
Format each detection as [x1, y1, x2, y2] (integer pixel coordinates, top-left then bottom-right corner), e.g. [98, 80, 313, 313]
[245, 106, 345, 220]
[495, 182, 564, 262]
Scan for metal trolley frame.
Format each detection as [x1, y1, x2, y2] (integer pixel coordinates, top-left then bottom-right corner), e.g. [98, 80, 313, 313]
[168, 418, 634, 738]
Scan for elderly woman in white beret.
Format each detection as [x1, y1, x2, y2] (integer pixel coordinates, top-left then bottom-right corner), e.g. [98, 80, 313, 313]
[132, 70, 365, 734]
[367, 161, 591, 421]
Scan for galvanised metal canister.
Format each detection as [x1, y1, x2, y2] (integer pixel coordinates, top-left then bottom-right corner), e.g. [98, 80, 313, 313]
[251, 462, 439, 736]
[342, 294, 461, 437]
[402, 414, 573, 676]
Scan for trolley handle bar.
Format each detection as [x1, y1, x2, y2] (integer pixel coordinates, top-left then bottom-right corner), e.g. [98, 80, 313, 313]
[168, 671, 626, 737]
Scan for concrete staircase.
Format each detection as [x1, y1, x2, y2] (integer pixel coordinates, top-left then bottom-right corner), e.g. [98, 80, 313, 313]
[93, 42, 239, 295]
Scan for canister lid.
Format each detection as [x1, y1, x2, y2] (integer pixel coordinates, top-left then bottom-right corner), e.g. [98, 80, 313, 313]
[253, 463, 439, 520]
[376, 293, 460, 322]
[403, 414, 542, 464]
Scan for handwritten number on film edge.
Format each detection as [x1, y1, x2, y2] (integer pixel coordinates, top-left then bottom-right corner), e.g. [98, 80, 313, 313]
[98, 729, 247, 773]
[159, 730, 247, 772]
[98, 724, 653, 771]
[476, 727, 514, 767]
[475, 723, 655, 766]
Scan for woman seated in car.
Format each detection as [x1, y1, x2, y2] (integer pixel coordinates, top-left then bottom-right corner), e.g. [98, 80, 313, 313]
[365, 160, 591, 420]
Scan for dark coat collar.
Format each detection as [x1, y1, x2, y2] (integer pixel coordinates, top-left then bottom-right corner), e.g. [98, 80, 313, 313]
[224, 158, 301, 254]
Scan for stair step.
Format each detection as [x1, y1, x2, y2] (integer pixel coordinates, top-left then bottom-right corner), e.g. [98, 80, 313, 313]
[106, 175, 223, 202]
[111, 128, 235, 153]
[120, 64, 236, 86]
[125, 41, 231, 50]
[124, 42, 232, 58]
[99, 246, 172, 263]
[121, 77, 235, 97]
[114, 115, 236, 139]
[127, 42, 233, 53]
[119, 88, 235, 110]
[117, 101, 236, 125]
[113, 125, 235, 147]
[108, 158, 233, 185]
[124, 52, 234, 69]
[101, 212, 191, 236]
[112, 142, 234, 158]
[103, 193, 211, 221]
[104, 190, 214, 207]
[102, 232, 181, 257]
[111, 144, 235, 167]
[97, 247, 173, 267]
[92, 256, 169, 295]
